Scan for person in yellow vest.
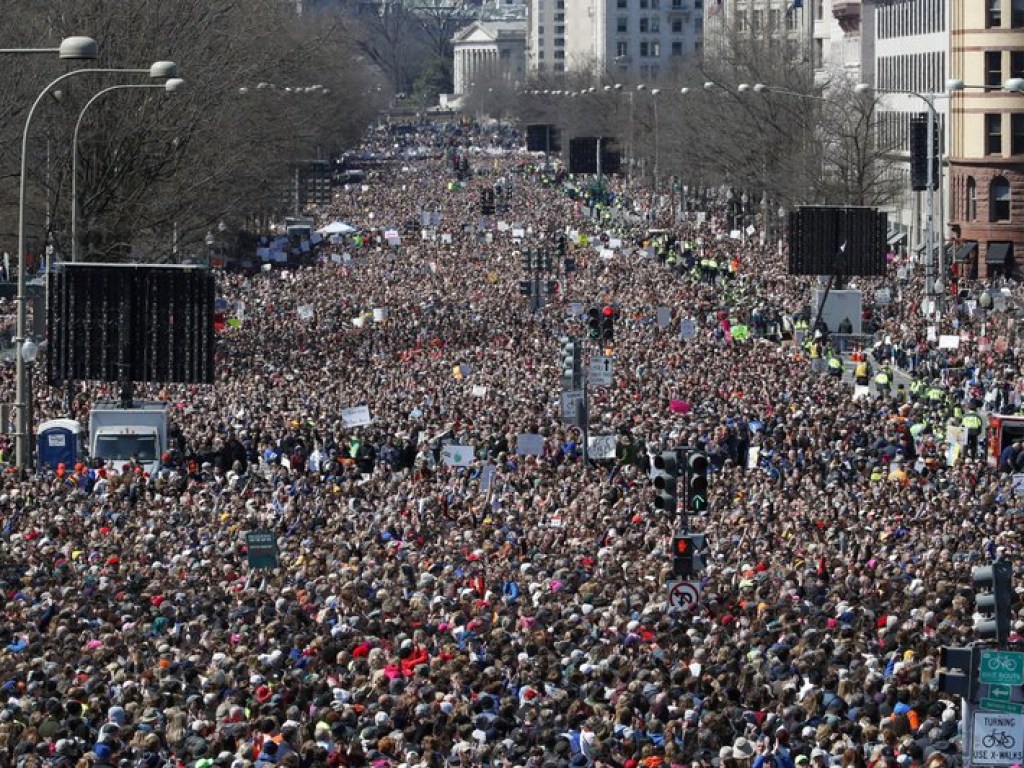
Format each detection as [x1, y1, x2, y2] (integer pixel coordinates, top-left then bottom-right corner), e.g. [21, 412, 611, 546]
[854, 359, 870, 386]
[874, 368, 891, 394]
[961, 410, 984, 458]
[909, 378, 925, 402]
[827, 354, 843, 379]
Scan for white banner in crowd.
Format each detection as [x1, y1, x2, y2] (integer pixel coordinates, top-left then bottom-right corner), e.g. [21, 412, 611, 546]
[938, 334, 961, 349]
[587, 435, 617, 460]
[471, 385, 488, 397]
[341, 405, 372, 428]
[440, 444, 475, 467]
[516, 433, 544, 456]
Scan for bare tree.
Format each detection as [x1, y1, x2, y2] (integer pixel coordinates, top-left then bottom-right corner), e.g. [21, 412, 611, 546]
[0, 0, 381, 261]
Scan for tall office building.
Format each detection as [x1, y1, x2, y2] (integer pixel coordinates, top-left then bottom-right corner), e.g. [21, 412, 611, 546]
[527, 0, 703, 79]
[947, 0, 1024, 278]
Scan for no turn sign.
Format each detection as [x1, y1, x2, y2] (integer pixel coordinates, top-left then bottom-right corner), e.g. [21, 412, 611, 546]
[667, 579, 701, 610]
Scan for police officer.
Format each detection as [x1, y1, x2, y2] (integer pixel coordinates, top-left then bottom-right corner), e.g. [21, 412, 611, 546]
[854, 358, 871, 387]
[827, 354, 843, 379]
[961, 410, 984, 459]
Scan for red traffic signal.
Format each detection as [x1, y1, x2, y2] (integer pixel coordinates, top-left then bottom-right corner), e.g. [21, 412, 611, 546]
[602, 305, 614, 317]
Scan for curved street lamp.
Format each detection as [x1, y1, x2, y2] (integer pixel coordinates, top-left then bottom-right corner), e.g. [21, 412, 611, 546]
[71, 78, 185, 262]
[15, 60, 179, 470]
[0, 36, 98, 59]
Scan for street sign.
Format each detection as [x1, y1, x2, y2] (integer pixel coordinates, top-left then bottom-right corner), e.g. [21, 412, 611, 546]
[588, 355, 613, 387]
[561, 390, 584, 424]
[972, 710, 1024, 765]
[666, 579, 701, 610]
[981, 650, 1024, 686]
[981, 700, 1024, 715]
[991, 685, 1014, 702]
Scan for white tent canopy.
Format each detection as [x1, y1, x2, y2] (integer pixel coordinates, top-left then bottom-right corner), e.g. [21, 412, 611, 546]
[317, 221, 357, 235]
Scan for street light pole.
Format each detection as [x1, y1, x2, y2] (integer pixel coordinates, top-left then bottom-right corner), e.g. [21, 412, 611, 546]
[15, 61, 179, 472]
[71, 79, 185, 262]
[856, 83, 946, 319]
[0, 37, 98, 59]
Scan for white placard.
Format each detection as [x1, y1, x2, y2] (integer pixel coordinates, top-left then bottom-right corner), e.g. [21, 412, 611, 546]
[440, 444, 475, 467]
[516, 433, 544, 456]
[479, 464, 496, 491]
[853, 385, 871, 400]
[938, 334, 961, 349]
[587, 435, 617, 460]
[373, 308, 388, 323]
[512, 228, 525, 239]
[471, 385, 488, 398]
[696, 212, 707, 224]
[608, 238, 622, 249]
[441, 234, 452, 244]
[656, 307, 672, 328]
[746, 225, 756, 236]
[599, 249, 615, 259]
[972, 711, 1024, 765]
[747, 446, 760, 469]
[297, 305, 314, 321]
[341, 405, 372, 428]
[730, 230, 742, 240]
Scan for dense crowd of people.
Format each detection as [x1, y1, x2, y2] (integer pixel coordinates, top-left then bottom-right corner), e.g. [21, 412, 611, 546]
[0, 118, 1022, 768]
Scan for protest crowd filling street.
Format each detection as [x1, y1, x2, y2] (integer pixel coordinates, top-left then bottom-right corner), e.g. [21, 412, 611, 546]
[1, 120, 1024, 768]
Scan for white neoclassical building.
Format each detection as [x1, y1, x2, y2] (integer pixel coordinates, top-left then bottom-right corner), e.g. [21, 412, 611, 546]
[451, 20, 528, 96]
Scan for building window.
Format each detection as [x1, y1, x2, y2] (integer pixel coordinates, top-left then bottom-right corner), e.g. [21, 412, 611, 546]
[986, 50, 1002, 89]
[650, 16, 660, 31]
[672, 17, 682, 32]
[639, 0, 648, 8]
[617, 16, 628, 31]
[639, 17, 649, 31]
[555, 25, 565, 33]
[672, 40, 683, 55]
[1013, 114, 1024, 155]
[537, 25, 544, 34]
[991, 177, 1011, 221]
[554, 37, 565, 46]
[736, 10, 747, 30]
[672, 0, 683, 7]
[553, 49, 565, 59]
[640, 41, 649, 57]
[1012, 50, 1024, 79]
[651, 0, 660, 9]
[616, 41, 628, 56]
[1015, 0, 1024, 27]
[752, 9, 763, 31]
[987, 113, 1003, 154]
[554, 12, 564, 20]
[967, 177, 977, 221]
[987, 0, 1002, 27]
[554, 62, 564, 72]
[770, 8, 780, 28]
[650, 41, 661, 56]
[617, 0, 627, 7]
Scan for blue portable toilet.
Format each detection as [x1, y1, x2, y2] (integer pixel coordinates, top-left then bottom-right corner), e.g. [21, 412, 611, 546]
[37, 419, 82, 473]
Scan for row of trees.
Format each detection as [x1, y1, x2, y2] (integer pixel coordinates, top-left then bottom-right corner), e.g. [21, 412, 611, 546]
[1, 0, 387, 262]
[463, 16, 905, 212]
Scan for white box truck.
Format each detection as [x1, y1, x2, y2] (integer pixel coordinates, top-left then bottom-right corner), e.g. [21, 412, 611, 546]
[88, 401, 169, 476]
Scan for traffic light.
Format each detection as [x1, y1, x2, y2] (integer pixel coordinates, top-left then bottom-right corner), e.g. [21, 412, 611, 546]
[587, 306, 601, 339]
[481, 188, 495, 215]
[556, 234, 567, 256]
[973, 560, 1013, 643]
[671, 533, 706, 578]
[559, 336, 581, 389]
[519, 280, 532, 297]
[601, 305, 615, 341]
[685, 451, 709, 514]
[652, 451, 678, 515]
[520, 249, 533, 271]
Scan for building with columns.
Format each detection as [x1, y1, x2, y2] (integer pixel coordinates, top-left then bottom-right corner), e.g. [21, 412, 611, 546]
[451, 20, 528, 96]
[947, 0, 1024, 278]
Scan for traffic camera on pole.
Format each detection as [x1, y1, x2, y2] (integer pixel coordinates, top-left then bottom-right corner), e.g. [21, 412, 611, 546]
[685, 450, 710, 514]
[652, 451, 678, 515]
[973, 560, 1013, 644]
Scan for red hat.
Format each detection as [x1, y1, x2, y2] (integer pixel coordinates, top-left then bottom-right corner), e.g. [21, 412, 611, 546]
[255, 685, 272, 702]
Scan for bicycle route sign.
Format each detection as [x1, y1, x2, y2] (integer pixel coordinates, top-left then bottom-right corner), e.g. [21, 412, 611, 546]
[972, 711, 1024, 766]
[981, 650, 1024, 686]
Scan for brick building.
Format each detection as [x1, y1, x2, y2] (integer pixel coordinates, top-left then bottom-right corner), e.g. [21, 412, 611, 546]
[947, 0, 1024, 279]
